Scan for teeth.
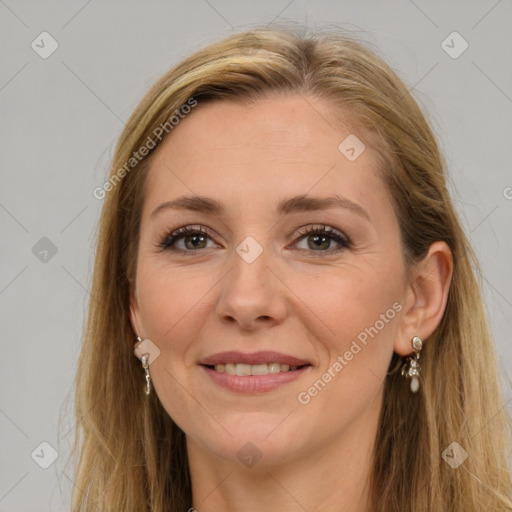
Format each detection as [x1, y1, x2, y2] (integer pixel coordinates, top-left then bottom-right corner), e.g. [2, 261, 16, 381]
[215, 363, 301, 375]
[250, 364, 269, 375]
[236, 364, 252, 376]
[268, 362, 283, 374]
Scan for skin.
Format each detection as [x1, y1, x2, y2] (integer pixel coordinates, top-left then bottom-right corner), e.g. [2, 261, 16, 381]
[129, 94, 453, 512]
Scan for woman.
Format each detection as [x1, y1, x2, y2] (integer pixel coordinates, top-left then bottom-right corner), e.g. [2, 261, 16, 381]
[70, 25, 512, 511]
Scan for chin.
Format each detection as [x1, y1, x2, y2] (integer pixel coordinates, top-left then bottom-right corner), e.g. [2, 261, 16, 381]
[206, 417, 305, 464]
[210, 436, 298, 470]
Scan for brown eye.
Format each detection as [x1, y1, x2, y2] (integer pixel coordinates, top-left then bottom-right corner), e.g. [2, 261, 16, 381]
[158, 226, 217, 253]
[156, 224, 351, 256]
[293, 225, 351, 253]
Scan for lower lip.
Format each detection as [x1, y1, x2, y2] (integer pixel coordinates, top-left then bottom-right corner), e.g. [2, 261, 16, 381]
[200, 365, 311, 393]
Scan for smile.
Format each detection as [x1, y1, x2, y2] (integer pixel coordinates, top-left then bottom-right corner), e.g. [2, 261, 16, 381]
[209, 362, 307, 375]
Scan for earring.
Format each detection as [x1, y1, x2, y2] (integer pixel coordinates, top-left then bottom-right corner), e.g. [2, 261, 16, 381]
[135, 336, 152, 396]
[401, 336, 423, 393]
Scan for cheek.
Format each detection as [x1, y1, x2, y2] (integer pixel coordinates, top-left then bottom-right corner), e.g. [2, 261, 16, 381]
[300, 263, 401, 342]
[135, 262, 216, 347]
[134, 265, 209, 423]
[290, 261, 403, 397]
[291, 273, 400, 431]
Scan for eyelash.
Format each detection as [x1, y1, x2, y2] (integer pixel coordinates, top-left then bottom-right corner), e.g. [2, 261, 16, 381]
[156, 224, 352, 255]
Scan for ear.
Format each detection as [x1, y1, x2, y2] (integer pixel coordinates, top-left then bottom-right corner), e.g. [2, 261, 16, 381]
[129, 287, 143, 340]
[394, 241, 453, 356]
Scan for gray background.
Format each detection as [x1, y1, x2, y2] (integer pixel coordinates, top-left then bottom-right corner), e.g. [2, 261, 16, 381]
[1, 1, 511, 510]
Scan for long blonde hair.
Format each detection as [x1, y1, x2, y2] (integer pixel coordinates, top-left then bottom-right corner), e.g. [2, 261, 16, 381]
[68, 24, 512, 511]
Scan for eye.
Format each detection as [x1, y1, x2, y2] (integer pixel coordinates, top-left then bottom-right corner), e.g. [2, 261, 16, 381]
[157, 225, 352, 254]
[157, 225, 218, 253]
[291, 225, 351, 254]
[156, 224, 351, 255]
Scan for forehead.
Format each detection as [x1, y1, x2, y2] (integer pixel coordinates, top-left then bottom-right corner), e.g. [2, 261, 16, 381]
[142, 94, 390, 220]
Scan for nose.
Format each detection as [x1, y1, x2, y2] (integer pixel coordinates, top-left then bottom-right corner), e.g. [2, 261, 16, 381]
[215, 244, 287, 331]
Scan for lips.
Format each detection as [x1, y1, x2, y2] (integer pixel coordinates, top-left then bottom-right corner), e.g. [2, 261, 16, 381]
[200, 364, 311, 393]
[198, 351, 313, 393]
[198, 350, 312, 367]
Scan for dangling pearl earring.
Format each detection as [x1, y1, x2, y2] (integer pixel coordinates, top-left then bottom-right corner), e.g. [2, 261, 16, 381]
[401, 336, 423, 393]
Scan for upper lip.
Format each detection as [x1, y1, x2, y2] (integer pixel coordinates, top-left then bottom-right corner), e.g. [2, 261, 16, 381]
[199, 351, 312, 367]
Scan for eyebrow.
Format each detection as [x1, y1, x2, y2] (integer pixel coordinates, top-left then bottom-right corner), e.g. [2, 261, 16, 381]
[150, 194, 371, 221]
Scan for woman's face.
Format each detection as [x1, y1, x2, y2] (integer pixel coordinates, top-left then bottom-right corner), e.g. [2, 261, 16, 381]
[130, 94, 412, 468]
